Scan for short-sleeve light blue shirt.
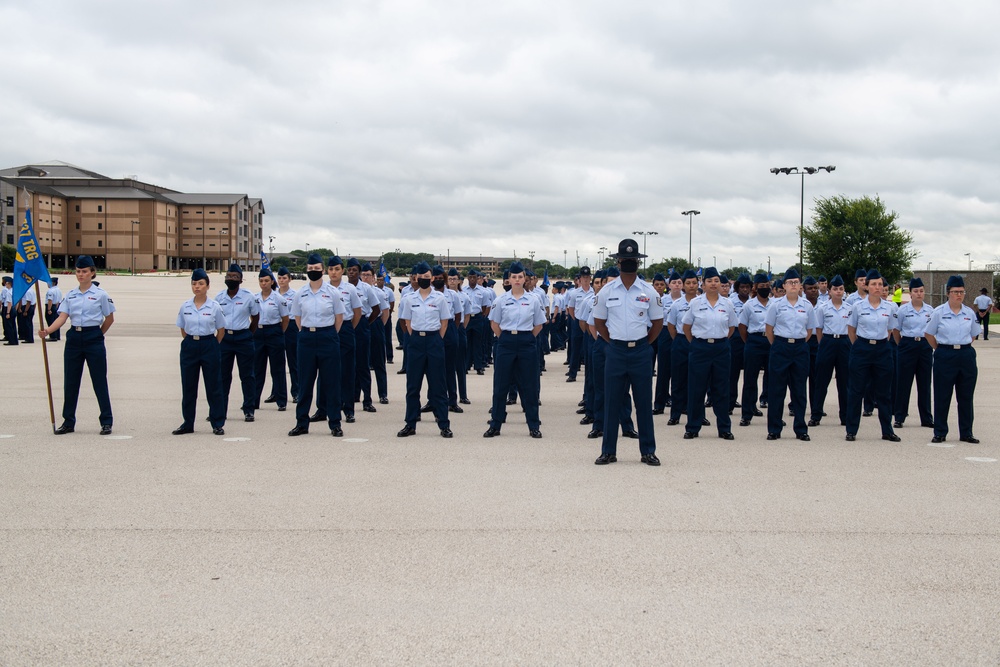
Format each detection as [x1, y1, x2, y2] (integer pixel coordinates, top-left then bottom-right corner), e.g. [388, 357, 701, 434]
[682, 293, 738, 339]
[292, 283, 347, 328]
[739, 297, 771, 333]
[176, 298, 226, 335]
[256, 291, 289, 326]
[765, 296, 816, 339]
[593, 278, 663, 341]
[58, 285, 116, 326]
[817, 301, 851, 335]
[215, 287, 260, 330]
[400, 290, 452, 331]
[896, 302, 934, 338]
[489, 290, 545, 331]
[330, 280, 362, 314]
[925, 303, 981, 345]
[848, 298, 898, 340]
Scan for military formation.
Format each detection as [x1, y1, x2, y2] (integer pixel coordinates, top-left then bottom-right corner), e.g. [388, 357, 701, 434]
[2, 238, 989, 461]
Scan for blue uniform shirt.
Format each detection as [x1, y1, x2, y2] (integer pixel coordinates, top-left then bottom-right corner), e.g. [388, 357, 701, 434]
[277, 286, 297, 314]
[738, 297, 771, 333]
[46, 285, 63, 306]
[683, 293, 738, 339]
[666, 295, 695, 329]
[765, 296, 816, 339]
[593, 278, 663, 340]
[489, 290, 545, 331]
[925, 303, 981, 345]
[256, 291, 289, 326]
[400, 290, 453, 331]
[817, 301, 851, 335]
[330, 280, 363, 315]
[19, 290, 37, 306]
[58, 285, 116, 326]
[897, 302, 934, 339]
[443, 288, 463, 321]
[215, 287, 260, 330]
[848, 297, 898, 340]
[730, 295, 749, 318]
[176, 298, 226, 335]
[292, 283, 347, 328]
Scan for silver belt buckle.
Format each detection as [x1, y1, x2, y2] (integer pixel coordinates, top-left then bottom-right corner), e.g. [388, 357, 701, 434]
[914, 337, 922, 342]
[192, 335, 201, 340]
[509, 330, 518, 335]
[74, 326, 82, 332]
[953, 344, 961, 350]
[309, 327, 317, 332]
[869, 339, 877, 345]
[787, 338, 795, 344]
[227, 329, 234, 335]
[707, 338, 715, 344]
[419, 331, 427, 336]
[627, 341, 636, 348]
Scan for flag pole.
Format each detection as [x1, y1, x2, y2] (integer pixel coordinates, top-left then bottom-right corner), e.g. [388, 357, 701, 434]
[33, 272, 56, 432]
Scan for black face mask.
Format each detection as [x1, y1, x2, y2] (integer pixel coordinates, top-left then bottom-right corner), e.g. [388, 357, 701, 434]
[620, 259, 639, 273]
[307, 270, 324, 282]
[418, 278, 431, 289]
[225, 279, 241, 291]
[757, 287, 771, 298]
[503, 284, 512, 292]
[432, 279, 445, 290]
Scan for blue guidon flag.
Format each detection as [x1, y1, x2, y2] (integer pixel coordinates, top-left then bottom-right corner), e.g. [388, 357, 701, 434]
[12, 204, 53, 305]
[260, 249, 270, 272]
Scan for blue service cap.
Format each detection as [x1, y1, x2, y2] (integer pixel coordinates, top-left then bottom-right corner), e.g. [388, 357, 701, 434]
[817, 275, 827, 282]
[525, 269, 535, 278]
[227, 263, 243, 275]
[865, 269, 882, 282]
[946, 275, 964, 290]
[361, 262, 373, 273]
[2, 276, 13, 285]
[448, 268, 459, 277]
[277, 266, 290, 276]
[191, 268, 209, 282]
[508, 261, 525, 274]
[653, 273, 666, 282]
[51, 277, 59, 285]
[909, 277, 924, 289]
[606, 266, 620, 278]
[414, 261, 432, 274]
[753, 273, 768, 284]
[594, 270, 607, 280]
[855, 268, 867, 279]
[579, 266, 591, 276]
[306, 253, 323, 265]
[487, 279, 496, 287]
[720, 274, 730, 284]
[75, 255, 95, 269]
[829, 274, 845, 287]
[784, 268, 800, 281]
[703, 266, 720, 280]
[803, 275, 817, 286]
[669, 271, 682, 282]
[328, 255, 343, 267]
[259, 268, 273, 279]
[432, 265, 446, 276]
[637, 273, 646, 281]
[410, 265, 419, 275]
[774, 278, 784, 289]
[503, 270, 510, 280]
[346, 257, 361, 269]
[681, 269, 697, 281]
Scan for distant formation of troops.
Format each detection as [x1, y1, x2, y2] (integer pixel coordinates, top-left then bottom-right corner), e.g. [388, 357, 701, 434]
[4, 239, 990, 462]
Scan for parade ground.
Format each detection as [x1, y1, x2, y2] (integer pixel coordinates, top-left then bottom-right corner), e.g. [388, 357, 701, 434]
[1, 274, 998, 665]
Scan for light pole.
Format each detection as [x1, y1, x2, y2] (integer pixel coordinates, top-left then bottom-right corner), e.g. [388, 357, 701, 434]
[599, 246, 607, 267]
[770, 165, 835, 274]
[632, 230, 658, 273]
[713, 255, 717, 268]
[528, 251, 535, 269]
[268, 235, 276, 265]
[563, 250, 567, 272]
[927, 262, 932, 271]
[130, 220, 140, 275]
[681, 210, 700, 266]
[964, 253, 971, 270]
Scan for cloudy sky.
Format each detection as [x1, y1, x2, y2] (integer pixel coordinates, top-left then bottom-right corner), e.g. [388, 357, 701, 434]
[3, 0, 998, 272]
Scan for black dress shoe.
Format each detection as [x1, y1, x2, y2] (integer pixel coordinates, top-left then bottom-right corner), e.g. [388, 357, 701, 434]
[440, 428, 453, 438]
[739, 419, 751, 427]
[309, 412, 327, 422]
[529, 430, 542, 439]
[172, 425, 194, 435]
[766, 433, 779, 440]
[397, 425, 417, 437]
[380, 397, 390, 404]
[100, 425, 113, 435]
[621, 430, 639, 439]
[397, 369, 406, 375]
[566, 376, 576, 382]
[720, 432, 734, 440]
[420, 403, 433, 413]
[641, 454, 661, 466]
[448, 404, 464, 413]
[264, 395, 277, 403]
[587, 429, 603, 439]
[331, 427, 343, 437]
[578, 400, 586, 407]
[54, 423, 74, 435]
[595, 454, 617, 465]
[345, 415, 356, 423]
[292, 395, 298, 403]
[960, 436, 980, 444]
[733, 401, 741, 408]
[460, 398, 471, 405]
[705, 400, 713, 408]
[759, 401, 768, 408]
[244, 413, 254, 422]
[797, 434, 811, 442]
[845, 433, 856, 441]
[579, 416, 594, 425]
[363, 403, 377, 413]
[893, 421, 903, 429]
[931, 435, 945, 443]
[701, 418, 711, 426]
[862, 411, 873, 417]
[213, 427, 225, 436]
[483, 427, 501, 438]
[882, 433, 901, 442]
[666, 418, 680, 426]
[683, 431, 697, 439]
[807, 419, 820, 427]
[288, 426, 308, 436]
[506, 399, 517, 406]
[753, 409, 763, 417]
[921, 422, 934, 428]
[652, 407, 664, 415]
[476, 369, 484, 375]
[575, 407, 587, 414]
[277, 405, 286, 412]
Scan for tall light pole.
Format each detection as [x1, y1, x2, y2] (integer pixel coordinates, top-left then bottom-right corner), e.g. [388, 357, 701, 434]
[964, 253, 971, 270]
[130, 219, 140, 275]
[681, 210, 700, 266]
[927, 262, 932, 271]
[770, 165, 835, 274]
[598, 246, 607, 267]
[268, 235, 276, 264]
[528, 251, 535, 269]
[632, 230, 658, 273]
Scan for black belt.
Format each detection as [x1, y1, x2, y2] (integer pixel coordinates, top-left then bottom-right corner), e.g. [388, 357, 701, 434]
[71, 325, 101, 332]
[186, 334, 216, 341]
[749, 331, 766, 337]
[695, 337, 727, 344]
[610, 338, 647, 348]
[412, 330, 439, 336]
[304, 325, 335, 332]
[940, 343, 972, 350]
[778, 337, 806, 344]
[858, 337, 887, 345]
[225, 328, 251, 335]
[826, 333, 846, 339]
[260, 323, 282, 329]
[502, 330, 532, 335]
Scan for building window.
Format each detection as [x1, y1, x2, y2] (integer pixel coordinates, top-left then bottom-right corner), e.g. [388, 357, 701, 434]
[76, 240, 80, 247]
[209, 211, 215, 215]
[209, 227, 215, 231]
[97, 223, 102, 230]
[98, 205, 103, 212]
[75, 205, 80, 212]
[209, 243, 216, 247]
[98, 240, 103, 247]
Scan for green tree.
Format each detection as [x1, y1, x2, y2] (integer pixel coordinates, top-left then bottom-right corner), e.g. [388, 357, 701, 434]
[1, 244, 14, 271]
[802, 195, 916, 284]
[647, 257, 695, 277]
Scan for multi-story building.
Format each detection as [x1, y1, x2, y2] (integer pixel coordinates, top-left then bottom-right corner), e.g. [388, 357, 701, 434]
[0, 161, 264, 272]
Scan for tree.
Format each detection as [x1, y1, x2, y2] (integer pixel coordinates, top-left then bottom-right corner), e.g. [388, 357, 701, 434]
[802, 195, 916, 284]
[647, 257, 695, 277]
[1, 244, 14, 271]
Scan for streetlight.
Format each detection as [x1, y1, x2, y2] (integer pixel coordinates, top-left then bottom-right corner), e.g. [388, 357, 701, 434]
[770, 165, 836, 274]
[130, 220, 140, 275]
[713, 255, 717, 268]
[528, 251, 535, 269]
[268, 235, 276, 265]
[632, 230, 659, 272]
[964, 253, 971, 270]
[681, 210, 700, 266]
[598, 246, 607, 266]
[927, 262, 932, 271]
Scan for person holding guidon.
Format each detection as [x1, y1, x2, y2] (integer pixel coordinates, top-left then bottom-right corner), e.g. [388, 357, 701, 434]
[924, 275, 981, 444]
[682, 267, 738, 440]
[763, 268, 816, 441]
[172, 268, 227, 436]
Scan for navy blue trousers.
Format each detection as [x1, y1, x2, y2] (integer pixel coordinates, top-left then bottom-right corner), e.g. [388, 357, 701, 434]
[466, 315, 486, 371]
[489, 332, 540, 431]
[354, 318, 372, 404]
[767, 338, 809, 436]
[253, 324, 287, 409]
[581, 333, 596, 418]
[592, 337, 634, 435]
[932, 346, 977, 439]
[456, 325, 469, 400]
[601, 338, 655, 457]
[807, 337, 821, 419]
[370, 317, 388, 400]
[894, 337, 933, 426]
[338, 322, 356, 417]
[17, 305, 34, 343]
[62, 327, 113, 428]
[846, 340, 894, 437]
[295, 326, 341, 430]
[443, 323, 459, 406]
[567, 317, 584, 379]
[669, 334, 690, 421]
[741, 333, 770, 422]
[687, 338, 732, 435]
[728, 332, 744, 410]
[653, 326, 672, 410]
[283, 320, 299, 400]
[385, 316, 394, 362]
[179, 335, 225, 429]
[45, 308, 61, 341]
[814, 335, 850, 425]
[220, 329, 255, 417]
[405, 332, 449, 429]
